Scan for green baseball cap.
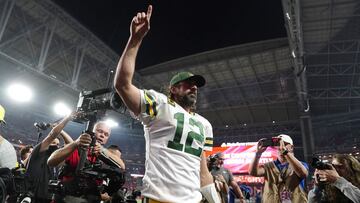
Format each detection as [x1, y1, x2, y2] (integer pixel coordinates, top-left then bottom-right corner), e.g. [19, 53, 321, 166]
[170, 72, 206, 87]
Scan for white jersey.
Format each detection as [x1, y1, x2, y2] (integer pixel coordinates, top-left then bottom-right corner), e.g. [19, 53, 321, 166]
[135, 89, 213, 203]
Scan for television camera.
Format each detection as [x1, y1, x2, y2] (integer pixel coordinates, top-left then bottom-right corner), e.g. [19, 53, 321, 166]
[49, 88, 127, 201]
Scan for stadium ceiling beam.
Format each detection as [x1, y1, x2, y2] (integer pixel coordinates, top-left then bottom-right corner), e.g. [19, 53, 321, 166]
[272, 51, 291, 121]
[307, 63, 360, 77]
[38, 19, 57, 72]
[309, 87, 360, 99]
[0, 23, 46, 49]
[226, 59, 255, 123]
[202, 69, 294, 94]
[282, 0, 315, 162]
[0, 0, 15, 42]
[349, 36, 360, 111]
[0, 50, 79, 92]
[203, 64, 239, 126]
[198, 96, 297, 113]
[71, 45, 87, 88]
[248, 55, 274, 122]
[33, 0, 118, 63]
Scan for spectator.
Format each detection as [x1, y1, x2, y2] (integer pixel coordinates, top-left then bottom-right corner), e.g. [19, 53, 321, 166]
[248, 134, 308, 203]
[210, 153, 246, 203]
[308, 154, 360, 203]
[25, 113, 74, 202]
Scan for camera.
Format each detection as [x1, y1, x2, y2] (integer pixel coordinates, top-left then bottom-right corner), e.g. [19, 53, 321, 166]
[73, 88, 125, 124]
[33, 122, 51, 131]
[52, 162, 126, 200]
[311, 157, 332, 170]
[261, 137, 281, 147]
[0, 167, 33, 203]
[207, 153, 221, 170]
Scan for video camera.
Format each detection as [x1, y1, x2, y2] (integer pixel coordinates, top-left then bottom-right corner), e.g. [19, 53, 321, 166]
[310, 157, 332, 201]
[311, 157, 332, 170]
[48, 88, 127, 201]
[50, 162, 125, 198]
[0, 167, 33, 203]
[73, 88, 125, 124]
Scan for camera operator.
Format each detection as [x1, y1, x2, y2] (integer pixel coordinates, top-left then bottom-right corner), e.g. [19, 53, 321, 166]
[24, 113, 75, 202]
[47, 121, 124, 203]
[209, 153, 245, 203]
[248, 134, 309, 203]
[308, 154, 360, 203]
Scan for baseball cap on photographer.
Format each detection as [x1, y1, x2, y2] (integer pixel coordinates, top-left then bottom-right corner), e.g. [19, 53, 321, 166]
[276, 134, 293, 145]
[170, 72, 206, 87]
[0, 105, 6, 124]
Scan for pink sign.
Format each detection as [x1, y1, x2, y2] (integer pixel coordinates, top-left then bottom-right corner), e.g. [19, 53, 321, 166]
[222, 145, 278, 174]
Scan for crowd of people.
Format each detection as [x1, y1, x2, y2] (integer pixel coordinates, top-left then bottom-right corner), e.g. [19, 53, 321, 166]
[0, 4, 360, 203]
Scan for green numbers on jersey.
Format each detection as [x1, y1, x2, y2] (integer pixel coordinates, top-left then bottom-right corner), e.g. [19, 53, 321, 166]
[167, 112, 205, 157]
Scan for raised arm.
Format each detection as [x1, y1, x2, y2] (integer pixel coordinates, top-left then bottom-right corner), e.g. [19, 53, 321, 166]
[280, 140, 308, 178]
[39, 113, 73, 152]
[59, 130, 73, 144]
[47, 133, 92, 167]
[248, 139, 267, 177]
[114, 5, 153, 116]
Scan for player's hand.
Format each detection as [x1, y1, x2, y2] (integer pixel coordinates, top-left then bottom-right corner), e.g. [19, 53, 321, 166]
[256, 138, 267, 155]
[76, 133, 92, 150]
[130, 5, 152, 41]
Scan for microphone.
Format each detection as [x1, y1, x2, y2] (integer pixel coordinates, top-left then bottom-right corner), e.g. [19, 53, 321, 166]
[33, 122, 51, 130]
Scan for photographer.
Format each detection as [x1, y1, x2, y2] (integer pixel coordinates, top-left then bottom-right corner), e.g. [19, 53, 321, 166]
[24, 113, 75, 202]
[248, 134, 309, 203]
[47, 121, 124, 202]
[209, 153, 245, 203]
[308, 154, 360, 203]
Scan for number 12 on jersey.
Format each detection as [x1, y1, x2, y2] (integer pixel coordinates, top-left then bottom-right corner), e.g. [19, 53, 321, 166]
[167, 112, 205, 157]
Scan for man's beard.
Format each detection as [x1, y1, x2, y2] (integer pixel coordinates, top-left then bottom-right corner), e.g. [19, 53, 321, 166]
[177, 93, 197, 110]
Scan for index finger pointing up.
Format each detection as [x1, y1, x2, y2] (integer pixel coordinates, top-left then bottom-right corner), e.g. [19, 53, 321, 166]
[147, 5, 153, 20]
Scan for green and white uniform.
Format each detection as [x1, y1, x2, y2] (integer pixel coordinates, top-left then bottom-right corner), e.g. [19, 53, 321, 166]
[135, 89, 213, 203]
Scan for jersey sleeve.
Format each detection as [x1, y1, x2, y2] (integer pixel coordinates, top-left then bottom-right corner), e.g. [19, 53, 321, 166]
[203, 121, 213, 151]
[134, 89, 165, 125]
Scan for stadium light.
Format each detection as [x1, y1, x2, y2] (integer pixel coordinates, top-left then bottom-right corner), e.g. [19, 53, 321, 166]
[7, 83, 33, 102]
[104, 118, 119, 128]
[54, 102, 72, 117]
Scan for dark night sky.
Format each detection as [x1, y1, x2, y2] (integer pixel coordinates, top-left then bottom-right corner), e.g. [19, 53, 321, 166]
[53, 0, 286, 69]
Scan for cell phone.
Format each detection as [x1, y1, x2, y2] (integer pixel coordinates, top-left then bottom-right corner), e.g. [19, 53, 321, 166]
[261, 137, 281, 147]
